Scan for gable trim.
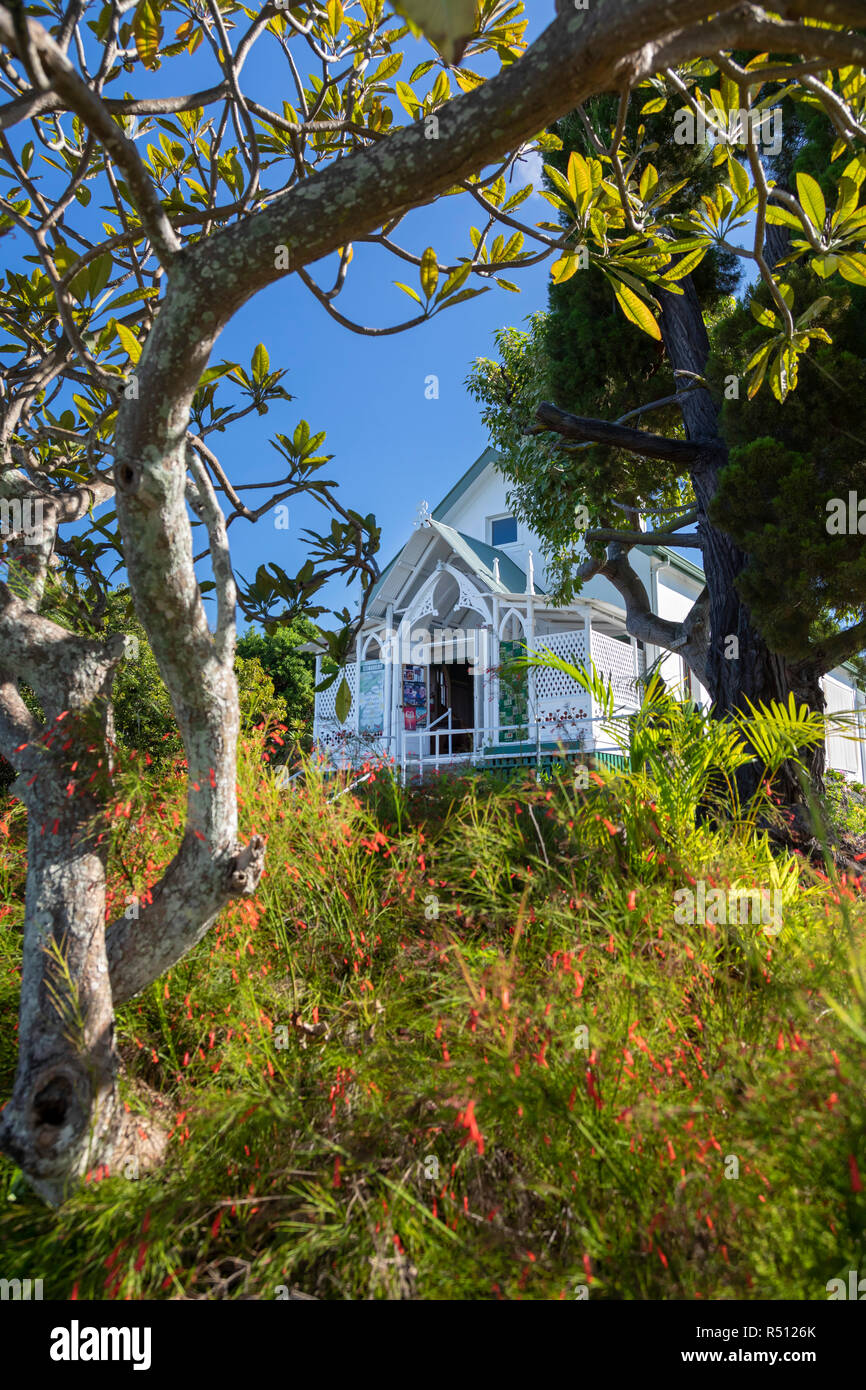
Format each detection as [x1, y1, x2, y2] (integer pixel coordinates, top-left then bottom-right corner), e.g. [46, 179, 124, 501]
[431, 445, 499, 521]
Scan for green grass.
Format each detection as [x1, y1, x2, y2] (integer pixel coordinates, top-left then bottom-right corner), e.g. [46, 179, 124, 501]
[0, 726, 864, 1301]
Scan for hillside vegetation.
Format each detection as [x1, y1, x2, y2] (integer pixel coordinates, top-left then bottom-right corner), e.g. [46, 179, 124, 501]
[0, 704, 864, 1301]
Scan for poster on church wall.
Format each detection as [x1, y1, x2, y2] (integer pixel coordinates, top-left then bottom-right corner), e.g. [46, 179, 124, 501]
[358, 660, 385, 734]
[402, 664, 427, 729]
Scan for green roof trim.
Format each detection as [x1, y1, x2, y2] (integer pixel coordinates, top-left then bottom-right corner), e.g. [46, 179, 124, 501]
[641, 544, 708, 587]
[367, 549, 399, 603]
[433, 520, 528, 594]
[432, 446, 499, 521]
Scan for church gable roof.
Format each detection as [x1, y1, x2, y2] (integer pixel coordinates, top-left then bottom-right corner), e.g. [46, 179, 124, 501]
[434, 520, 528, 594]
[431, 446, 499, 522]
[367, 516, 531, 617]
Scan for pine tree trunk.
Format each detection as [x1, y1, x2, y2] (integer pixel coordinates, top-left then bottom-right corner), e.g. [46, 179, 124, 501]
[657, 281, 825, 801]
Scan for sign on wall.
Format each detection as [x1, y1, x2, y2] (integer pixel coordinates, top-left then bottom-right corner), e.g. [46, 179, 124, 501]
[358, 660, 385, 734]
[402, 664, 427, 730]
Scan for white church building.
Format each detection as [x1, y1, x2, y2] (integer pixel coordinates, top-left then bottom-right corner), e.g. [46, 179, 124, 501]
[311, 448, 866, 783]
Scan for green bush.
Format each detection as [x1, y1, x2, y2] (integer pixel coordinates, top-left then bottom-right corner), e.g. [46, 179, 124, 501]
[824, 769, 866, 840]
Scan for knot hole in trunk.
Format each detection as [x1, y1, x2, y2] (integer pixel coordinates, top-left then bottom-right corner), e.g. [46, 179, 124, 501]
[32, 1073, 75, 1137]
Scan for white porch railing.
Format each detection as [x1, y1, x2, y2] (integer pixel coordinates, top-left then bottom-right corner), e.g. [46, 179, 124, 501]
[313, 626, 643, 775]
[399, 713, 634, 784]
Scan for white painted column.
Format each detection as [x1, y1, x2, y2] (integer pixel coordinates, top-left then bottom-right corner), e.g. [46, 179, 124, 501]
[398, 614, 409, 770]
[526, 595, 537, 735]
[314, 653, 322, 750]
[384, 603, 394, 765]
[490, 597, 500, 745]
[584, 608, 594, 749]
[354, 638, 362, 743]
[474, 627, 487, 754]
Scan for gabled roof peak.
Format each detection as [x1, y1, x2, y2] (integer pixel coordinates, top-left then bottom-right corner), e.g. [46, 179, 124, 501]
[432, 445, 499, 521]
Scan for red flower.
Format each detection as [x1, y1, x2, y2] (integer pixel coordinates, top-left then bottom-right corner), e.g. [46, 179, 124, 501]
[849, 1153, 863, 1193]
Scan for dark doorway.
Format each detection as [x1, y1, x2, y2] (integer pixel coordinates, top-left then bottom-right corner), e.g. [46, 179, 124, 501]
[429, 662, 474, 755]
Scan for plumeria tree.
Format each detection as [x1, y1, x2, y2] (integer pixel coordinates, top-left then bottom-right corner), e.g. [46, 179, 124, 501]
[0, 0, 864, 1201]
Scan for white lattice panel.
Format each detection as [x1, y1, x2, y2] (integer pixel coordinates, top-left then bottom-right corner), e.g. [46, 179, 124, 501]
[533, 630, 587, 701]
[592, 632, 639, 707]
[532, 629, 591, 727]
[316, 664, 357, 728]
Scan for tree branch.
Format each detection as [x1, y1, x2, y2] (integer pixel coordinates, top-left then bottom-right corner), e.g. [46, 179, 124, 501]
[534, 401, 704, 464]
[0, 8, 180, 266]
[815, 620, 866, 676]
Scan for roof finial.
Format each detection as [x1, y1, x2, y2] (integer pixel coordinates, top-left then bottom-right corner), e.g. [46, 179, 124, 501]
[527, 550, 535, 595]
[493, 556, 501, 585]
[415, 499, 432, 528]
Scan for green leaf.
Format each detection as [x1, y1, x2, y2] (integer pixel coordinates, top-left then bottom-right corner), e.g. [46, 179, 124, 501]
[437, 286, 488, 308]
[750, 299, 778, 328]
[839, 253, 866, 286]
[373, 53, 404, 83]
[727, 156, 750, 204]
[796, 172, 826, 233]
[430, 69, 450, 106]
[639, 163, 658, 202]
[501, 184, 533, 213]
[659, 245, 708, 282]
[750, 340, 778, 400]
[115, 321, 141, 365]
[252, 342, 270, 382]
[843, 152, 866, 188]
[436, 261, 472, 301]
[292, 420, 311, 454]
[420, 246, 439, 299]
[796, 296, 830, 327]
[551, 252, 584, 284]
[394, 280, 424, 306]
[90, 252, 113, 297]
[765, 205, 806, 230]
[394, 81, 420, 117]
[567, 151, 592, 214]
[769, 344, 798, 403]
[610, 278, 661, 340]
[811, 253, 840, 279]
[832, 176, 860, 229]
[453, 67, 484, 93]
[390, 0, 476, 65]
[543, 162, 574, 207]
[133, 0, 162, 71]
[335, 675, 352, 724]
